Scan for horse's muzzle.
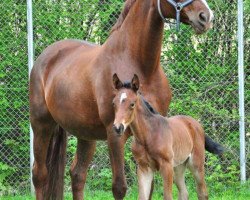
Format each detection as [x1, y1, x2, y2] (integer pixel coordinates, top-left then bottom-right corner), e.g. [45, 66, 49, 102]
[113, 124, 125, 136]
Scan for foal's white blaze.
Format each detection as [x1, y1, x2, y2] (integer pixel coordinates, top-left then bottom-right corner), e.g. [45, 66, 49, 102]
[138, 167, 153, 199]
[122, 120, 129, 131]
[120, 92, 127, 104]
[201, 0, 214, 22]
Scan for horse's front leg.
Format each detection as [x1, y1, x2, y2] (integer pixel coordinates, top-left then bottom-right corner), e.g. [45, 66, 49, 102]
[107, 127, 127, 200]
[160, 161, 174, 200]
[70, 139, 96, 200]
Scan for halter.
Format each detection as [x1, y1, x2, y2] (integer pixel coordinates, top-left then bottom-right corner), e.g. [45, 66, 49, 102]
[157, 0, 194, 31]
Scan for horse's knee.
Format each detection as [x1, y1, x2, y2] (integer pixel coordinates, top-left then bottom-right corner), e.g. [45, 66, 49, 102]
[32, 164, 48, 189]
[112, 179, 127, 199]
[70, 169, 85, 191]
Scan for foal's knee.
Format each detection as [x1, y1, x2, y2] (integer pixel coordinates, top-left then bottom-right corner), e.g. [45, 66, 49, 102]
[112, 179, 127, 200]
[197, 183, 208, 200]
[198, 193, 208, 200]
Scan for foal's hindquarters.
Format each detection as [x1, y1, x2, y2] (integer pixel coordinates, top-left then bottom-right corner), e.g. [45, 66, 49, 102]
[169, 116, 208, 200]
[133, 116, 208, 200]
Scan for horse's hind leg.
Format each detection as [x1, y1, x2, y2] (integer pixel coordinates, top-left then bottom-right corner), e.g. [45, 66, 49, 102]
[31, 120, 55, 200]
[187, 151, 208, 200]
[174, 164, 188, 200]
[70, 138, 96, 200]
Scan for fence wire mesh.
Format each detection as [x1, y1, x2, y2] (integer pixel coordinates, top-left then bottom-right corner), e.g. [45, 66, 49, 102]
[0, 0, 249, 196]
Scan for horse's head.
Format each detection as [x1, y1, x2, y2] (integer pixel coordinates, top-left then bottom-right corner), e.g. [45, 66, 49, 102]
[112, 73, 140, 136]
[157, 0, 214, 34]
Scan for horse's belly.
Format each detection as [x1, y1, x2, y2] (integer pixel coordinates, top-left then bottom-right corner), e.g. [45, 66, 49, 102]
[70, 124, 107, 140]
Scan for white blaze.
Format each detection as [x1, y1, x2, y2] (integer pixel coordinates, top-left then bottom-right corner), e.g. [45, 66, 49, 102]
[120, 92, 127, 104]
[201, 0, 214, 22]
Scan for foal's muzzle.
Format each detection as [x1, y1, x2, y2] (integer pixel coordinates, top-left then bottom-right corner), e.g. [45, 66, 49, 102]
[113, 124, 125, 136]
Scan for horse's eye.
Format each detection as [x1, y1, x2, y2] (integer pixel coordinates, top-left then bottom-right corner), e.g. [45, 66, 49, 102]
[130, 103, 135, 109]
[112, 102, 115, 107]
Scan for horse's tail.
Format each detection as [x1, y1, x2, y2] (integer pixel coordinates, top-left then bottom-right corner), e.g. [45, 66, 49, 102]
[205, 134, 224, 155]
[44, 126, 67, 200]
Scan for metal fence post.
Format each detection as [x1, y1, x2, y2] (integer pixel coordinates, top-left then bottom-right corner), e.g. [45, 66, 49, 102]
[237, 0, 246, 183]
[27, 0, 35, 194]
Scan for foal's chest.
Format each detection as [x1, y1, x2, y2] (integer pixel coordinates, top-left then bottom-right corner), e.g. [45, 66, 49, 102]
[132, 141, 159, 171]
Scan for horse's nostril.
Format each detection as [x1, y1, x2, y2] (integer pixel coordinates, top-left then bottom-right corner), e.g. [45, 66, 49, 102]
[199, 12, 207, 23]
[113, 124, 124, 134]
[113, 125, 119, 133]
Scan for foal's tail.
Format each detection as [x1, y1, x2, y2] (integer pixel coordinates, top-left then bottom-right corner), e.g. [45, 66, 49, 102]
[205, 135, 224, 155]
[44, 126, 67, 200]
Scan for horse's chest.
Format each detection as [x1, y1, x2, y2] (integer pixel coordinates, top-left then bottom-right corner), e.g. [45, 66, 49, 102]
[140, 78, 171, 115]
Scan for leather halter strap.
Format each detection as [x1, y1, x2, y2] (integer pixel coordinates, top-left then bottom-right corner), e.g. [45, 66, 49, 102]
[157, 0, 194, 31]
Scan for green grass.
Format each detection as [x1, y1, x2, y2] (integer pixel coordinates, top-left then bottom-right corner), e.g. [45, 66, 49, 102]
[1, 181, 249, 200]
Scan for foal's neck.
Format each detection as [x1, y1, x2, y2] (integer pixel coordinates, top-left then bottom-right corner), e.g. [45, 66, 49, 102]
[130, 97, 156, 144]
[105, 0, 165, 76]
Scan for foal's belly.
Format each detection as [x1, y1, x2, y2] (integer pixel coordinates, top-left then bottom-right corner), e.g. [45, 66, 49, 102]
[173, 153, 191, 167]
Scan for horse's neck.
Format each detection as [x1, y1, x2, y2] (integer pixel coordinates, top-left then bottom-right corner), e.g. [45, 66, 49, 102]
[131, 98, 155, 144]
[104, 0, 164, 76]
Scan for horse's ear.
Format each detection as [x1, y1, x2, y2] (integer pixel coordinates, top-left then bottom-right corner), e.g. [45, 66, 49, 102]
[131, 74, 139, 92]
[113, 73, 123, 90]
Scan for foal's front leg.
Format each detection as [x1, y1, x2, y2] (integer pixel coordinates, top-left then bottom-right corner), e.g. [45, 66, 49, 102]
[138, 166, 154, 200]
[107, 128, 127, 200]
[160, 161, 174, 200]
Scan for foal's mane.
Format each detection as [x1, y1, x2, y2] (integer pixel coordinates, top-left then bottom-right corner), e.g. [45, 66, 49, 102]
[110, 0, 136, 34]
[119, 80, 159, 115]
[141, 96, 159, 115]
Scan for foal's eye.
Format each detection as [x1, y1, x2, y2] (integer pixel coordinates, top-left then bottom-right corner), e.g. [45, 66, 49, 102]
[130, 103, 135, 109]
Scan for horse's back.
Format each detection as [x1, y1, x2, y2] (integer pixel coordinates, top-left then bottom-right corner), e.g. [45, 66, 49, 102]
[32, 39, 99, 72]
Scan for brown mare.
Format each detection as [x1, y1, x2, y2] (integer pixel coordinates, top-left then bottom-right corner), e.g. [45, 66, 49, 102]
[29, 0, 214, 199]
[112, 74, 223, 200]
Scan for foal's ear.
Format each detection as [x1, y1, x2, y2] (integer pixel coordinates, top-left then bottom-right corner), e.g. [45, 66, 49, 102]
[131, 74, 140, 92]
[113, 73, 123, 90]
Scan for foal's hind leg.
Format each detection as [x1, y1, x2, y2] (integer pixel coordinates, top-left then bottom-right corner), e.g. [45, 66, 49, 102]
[187, 152, 208, 200]
[174, 164, 188, 200]
[32, 121, 55, 200]
[70, 139, 96, 200]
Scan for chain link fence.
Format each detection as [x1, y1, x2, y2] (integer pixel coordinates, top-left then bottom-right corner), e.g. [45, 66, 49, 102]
[0, 0, 249, 196]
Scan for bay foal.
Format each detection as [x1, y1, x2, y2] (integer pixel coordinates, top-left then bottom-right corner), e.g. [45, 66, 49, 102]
[112, 74, 223, 200]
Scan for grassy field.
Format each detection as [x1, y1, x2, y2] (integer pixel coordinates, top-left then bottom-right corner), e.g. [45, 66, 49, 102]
[1, 181, 249, 200]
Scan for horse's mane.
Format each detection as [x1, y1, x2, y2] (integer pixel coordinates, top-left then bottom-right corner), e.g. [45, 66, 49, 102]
[110, 0, 136, 34]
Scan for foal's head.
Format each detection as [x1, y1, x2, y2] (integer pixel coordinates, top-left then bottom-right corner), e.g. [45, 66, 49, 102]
[112, 73, 140, 135]
[158, 0, 214, 34]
